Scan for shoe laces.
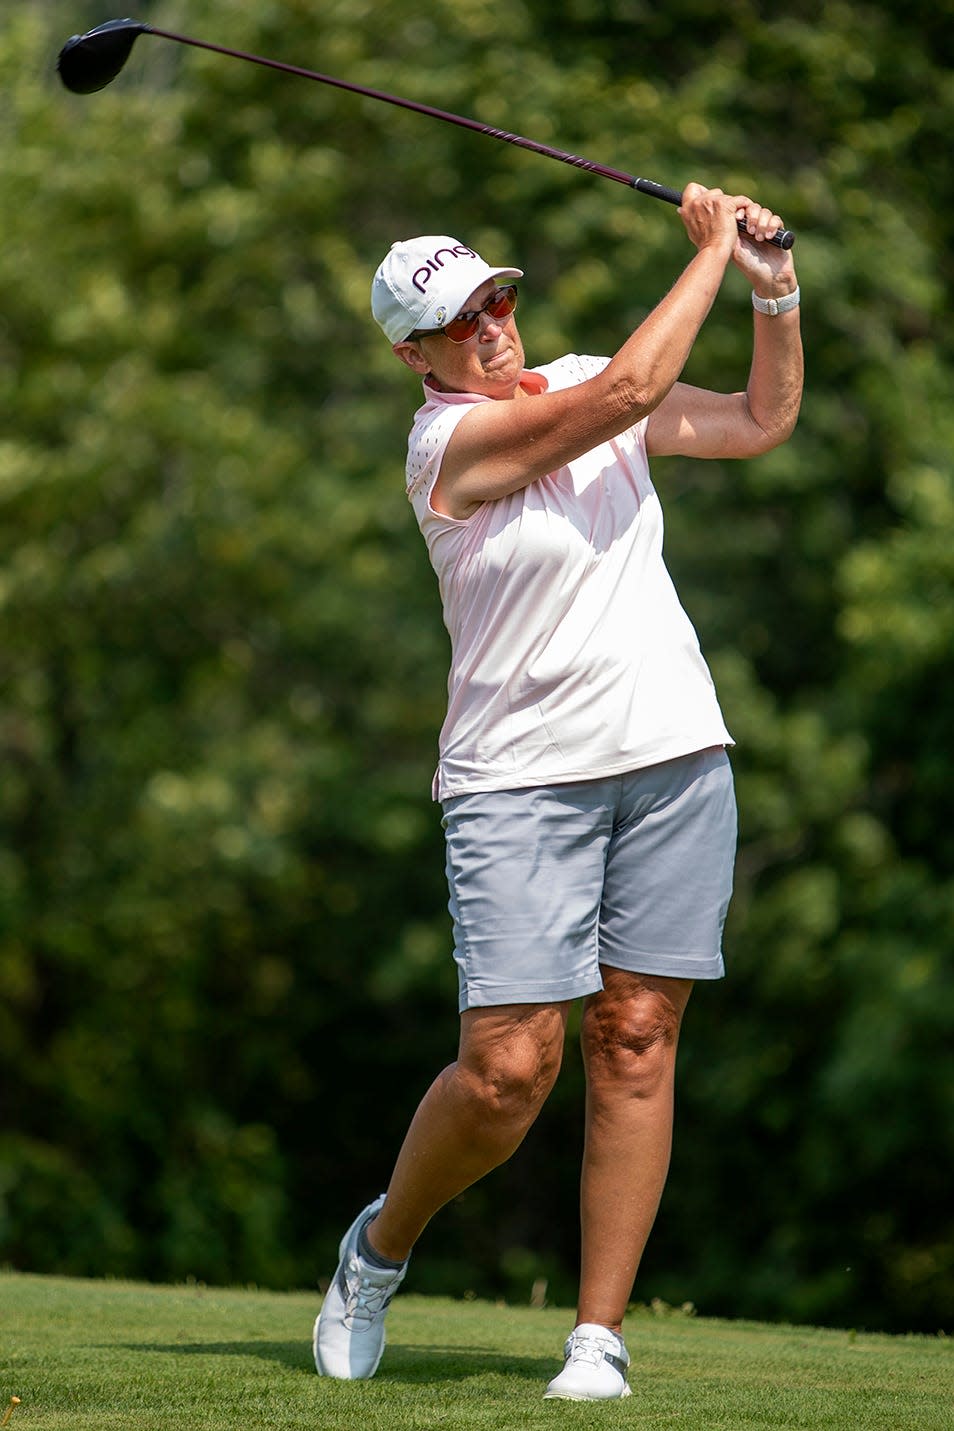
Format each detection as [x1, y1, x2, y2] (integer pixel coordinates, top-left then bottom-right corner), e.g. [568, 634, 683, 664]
[564, 1328, 623, 1369]
[566, 1333, 607, 1367]
[341, 1256, 402, 1330]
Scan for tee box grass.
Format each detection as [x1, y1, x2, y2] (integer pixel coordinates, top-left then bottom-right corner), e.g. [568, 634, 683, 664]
[1, 1271, 950, 1429]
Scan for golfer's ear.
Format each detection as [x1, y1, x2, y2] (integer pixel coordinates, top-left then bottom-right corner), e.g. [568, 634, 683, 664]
[393, 340, 429, 375]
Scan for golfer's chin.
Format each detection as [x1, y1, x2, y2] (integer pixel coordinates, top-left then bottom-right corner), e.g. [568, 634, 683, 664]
[479, 346, 524, 396]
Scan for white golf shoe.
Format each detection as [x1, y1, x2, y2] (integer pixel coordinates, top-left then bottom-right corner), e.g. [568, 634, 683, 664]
[313, 1195, 408, 1380]
[543, 1322, 633, 1400]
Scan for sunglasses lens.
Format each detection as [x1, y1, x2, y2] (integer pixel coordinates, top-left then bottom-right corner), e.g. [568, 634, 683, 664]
[488, 287, 518, 318]
[442, 286, 518, 342]
[442, 314, 479, 342]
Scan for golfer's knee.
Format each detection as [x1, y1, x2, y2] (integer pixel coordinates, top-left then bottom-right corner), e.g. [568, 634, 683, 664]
[460, 1026, 563, 1127]
[584, 992, 682, 1095]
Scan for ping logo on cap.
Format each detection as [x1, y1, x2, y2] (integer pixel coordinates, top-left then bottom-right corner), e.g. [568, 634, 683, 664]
[411, 244, 478, 293]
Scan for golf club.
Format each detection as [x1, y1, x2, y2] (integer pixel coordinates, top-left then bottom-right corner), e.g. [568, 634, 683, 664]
[57, 18, 795, 250]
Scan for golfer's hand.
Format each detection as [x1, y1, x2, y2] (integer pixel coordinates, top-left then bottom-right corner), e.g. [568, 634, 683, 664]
[678, 183, 741, 259]
[730, 196, 797, 294]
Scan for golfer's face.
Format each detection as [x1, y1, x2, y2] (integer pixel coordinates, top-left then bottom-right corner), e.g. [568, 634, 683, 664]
[419, 281, 525, 398]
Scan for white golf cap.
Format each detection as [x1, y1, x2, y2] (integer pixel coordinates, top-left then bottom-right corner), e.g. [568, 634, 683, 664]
[371, 235, 523, 344]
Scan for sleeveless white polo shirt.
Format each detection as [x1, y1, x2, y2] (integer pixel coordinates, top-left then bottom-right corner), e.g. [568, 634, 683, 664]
[405, 353, 732, 801]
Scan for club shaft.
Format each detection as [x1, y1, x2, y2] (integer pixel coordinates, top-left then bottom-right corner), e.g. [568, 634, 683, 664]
[145, 25, 794, 249]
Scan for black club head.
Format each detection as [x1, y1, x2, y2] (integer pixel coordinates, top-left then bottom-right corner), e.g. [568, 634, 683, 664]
[57, 18, 150, 94]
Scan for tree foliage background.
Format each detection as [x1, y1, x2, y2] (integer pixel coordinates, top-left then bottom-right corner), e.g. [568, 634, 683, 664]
[2, 0, 952, 1334]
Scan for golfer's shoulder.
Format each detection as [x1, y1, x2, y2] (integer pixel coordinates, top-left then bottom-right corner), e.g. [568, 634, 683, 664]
[406, 393, 478, 497]
[544, 353, 611, 384]
[520, 353, 609, 396]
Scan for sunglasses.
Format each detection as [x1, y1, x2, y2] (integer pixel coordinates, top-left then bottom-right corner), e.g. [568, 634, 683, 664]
[408, 285, 519, 343]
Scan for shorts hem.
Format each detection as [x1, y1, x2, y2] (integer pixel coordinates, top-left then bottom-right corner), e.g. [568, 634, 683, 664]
[598, 951, 725, 981]
[459, 973, 603, 1013]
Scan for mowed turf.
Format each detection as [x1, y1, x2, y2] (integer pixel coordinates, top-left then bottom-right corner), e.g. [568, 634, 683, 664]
[1, 1272, 950, 1429]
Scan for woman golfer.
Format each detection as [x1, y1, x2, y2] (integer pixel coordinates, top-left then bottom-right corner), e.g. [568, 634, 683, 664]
[314, 182, 802, 1400]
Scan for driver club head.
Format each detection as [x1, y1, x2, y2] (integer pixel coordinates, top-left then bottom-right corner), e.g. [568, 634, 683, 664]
[57, 18, 151, 94]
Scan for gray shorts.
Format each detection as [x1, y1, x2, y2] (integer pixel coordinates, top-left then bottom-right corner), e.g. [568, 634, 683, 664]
[441, 748, 737, 1011]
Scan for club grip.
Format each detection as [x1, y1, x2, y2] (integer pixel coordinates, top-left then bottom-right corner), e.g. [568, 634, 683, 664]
[632, 177, 795, 249]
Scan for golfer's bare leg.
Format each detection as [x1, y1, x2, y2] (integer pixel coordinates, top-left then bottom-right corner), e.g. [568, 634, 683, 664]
[366, 1001, 569, 1262]
[577, 969, 693, 1331]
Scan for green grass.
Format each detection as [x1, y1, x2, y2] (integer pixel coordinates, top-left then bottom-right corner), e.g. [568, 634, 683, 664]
[1, 1272, 950, 1429]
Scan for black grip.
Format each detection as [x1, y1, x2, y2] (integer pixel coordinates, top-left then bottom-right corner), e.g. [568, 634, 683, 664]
[632, 177, 795, 249]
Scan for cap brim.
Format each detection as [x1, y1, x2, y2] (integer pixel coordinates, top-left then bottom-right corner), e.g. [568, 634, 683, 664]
[416, 263, 524, 333]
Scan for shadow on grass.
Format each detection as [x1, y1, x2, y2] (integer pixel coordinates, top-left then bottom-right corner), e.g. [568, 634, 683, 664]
[380, 1344, 557, 1385]
[120, 1341, 313, 1373]
[119, 1340, 555, 1383]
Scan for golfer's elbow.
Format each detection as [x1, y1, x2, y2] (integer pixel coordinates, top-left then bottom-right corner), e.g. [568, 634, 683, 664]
[745, 395, 802, 454]
[606, 370, 671, 424]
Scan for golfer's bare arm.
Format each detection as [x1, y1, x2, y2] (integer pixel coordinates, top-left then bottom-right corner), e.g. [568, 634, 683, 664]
[646, 243, 802, 459]
[433, 232, 732, 518]
[645, 312, 803, 460]
[434, 188, 799, 519]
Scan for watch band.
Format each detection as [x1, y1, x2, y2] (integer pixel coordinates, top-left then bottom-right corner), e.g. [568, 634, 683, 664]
[752, 285, 800, 316]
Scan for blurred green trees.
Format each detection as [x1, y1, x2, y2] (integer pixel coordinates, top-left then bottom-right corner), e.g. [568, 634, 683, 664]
[1, 0, 952, 1332]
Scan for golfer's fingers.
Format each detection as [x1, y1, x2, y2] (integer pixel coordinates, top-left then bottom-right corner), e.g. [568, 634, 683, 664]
[678, 183, 741, 249]
[681, 180, 709, 204]
[732, 197, 784, 242]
